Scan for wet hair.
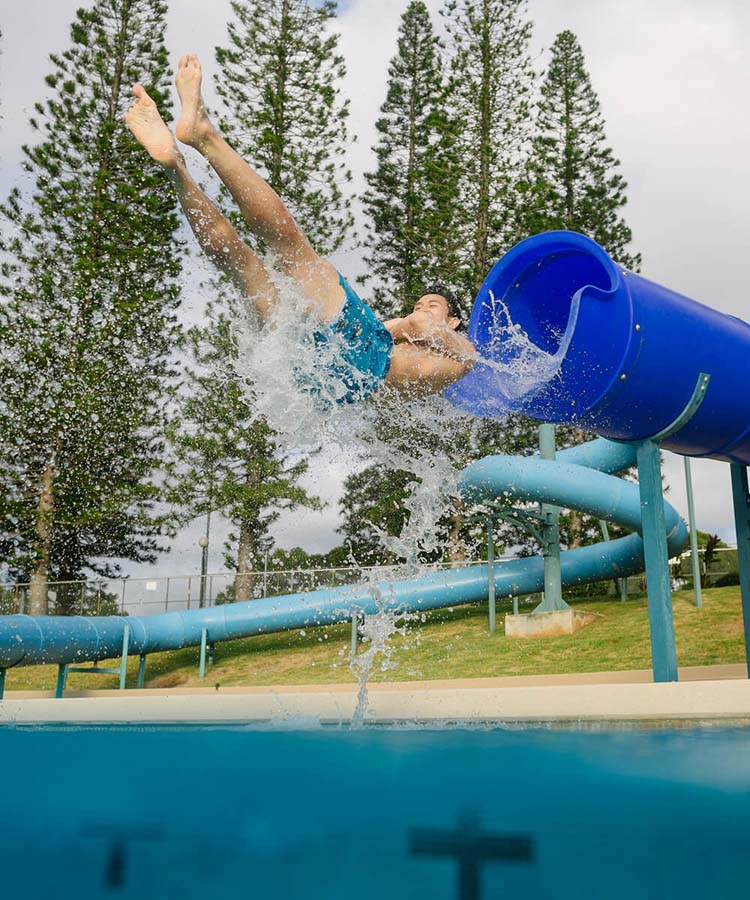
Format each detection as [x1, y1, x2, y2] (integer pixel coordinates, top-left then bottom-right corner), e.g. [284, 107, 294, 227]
[418, 284, 465, 330]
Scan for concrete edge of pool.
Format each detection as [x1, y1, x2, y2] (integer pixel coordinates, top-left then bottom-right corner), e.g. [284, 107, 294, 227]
[2, 667, 750, 726]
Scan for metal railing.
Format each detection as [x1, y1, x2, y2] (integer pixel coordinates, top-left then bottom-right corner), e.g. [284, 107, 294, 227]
[671, 545, 739, 590]
[0, 546, 739, 618]
[0, 558, 511, 618]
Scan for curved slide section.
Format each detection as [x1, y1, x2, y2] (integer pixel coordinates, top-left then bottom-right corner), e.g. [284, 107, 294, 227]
[0, 439, 687, 671]
[446, 231, 750, 465]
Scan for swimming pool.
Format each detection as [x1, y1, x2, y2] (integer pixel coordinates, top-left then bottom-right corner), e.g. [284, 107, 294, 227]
[1, 723, 748, 898]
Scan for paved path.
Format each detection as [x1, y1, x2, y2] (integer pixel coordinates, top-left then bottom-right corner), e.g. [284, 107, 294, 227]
[2, 664, 748, 726]
[4, 661, 747, 699]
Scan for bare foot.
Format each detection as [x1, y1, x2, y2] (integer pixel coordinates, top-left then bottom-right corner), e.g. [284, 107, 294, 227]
[125, 84, 179, 167]
[175, 54, 216, 151]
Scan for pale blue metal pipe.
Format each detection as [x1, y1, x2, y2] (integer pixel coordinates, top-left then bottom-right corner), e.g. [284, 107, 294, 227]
[0, 439, 686, 671]
[730, 464, 750, 675]
[537, 424, 566, 612]
[683, 458, 703, 607]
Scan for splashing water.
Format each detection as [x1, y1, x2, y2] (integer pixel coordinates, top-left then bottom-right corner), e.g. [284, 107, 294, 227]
[347, 574, 422, 729]
[222, 266, 557, 724]
[480, 289, 563, 405]
[231, 263, 473, 563]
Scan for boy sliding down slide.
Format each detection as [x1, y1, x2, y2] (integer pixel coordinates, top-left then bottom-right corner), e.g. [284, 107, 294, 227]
[125, 55, 477, 403]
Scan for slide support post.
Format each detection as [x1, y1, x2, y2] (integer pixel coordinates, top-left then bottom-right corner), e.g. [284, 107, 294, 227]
[684, 458, 703, 607]
[137, 653, 147, 689]
[599, 519, 628, 601]
[487, 518, 496, 633]
[199, 628, 208, 679]
[119, 625, 130, 691]
[56, 664, 68, 699]
[535, 425, 568, 612]
[730, 464, 750, 677]
[636, 440, 678, 683]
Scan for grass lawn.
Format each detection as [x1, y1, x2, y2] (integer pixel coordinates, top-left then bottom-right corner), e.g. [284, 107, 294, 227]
[3, 586, 746, 693]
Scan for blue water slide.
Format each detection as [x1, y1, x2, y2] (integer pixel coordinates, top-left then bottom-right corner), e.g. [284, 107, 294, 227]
[11, 231, 735, 673]
[446, 231, 750, 465]
[0, 439, 687, 670]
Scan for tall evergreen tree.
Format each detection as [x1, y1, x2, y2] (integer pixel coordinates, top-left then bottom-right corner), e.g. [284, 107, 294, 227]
[214, 0, 354, 255]
[167, 313, 320, 603]
[176, 0, 352, 590]
[337, 465, 413, 565]
[0, 1, 181, 613]
[519, 30, 640, 269]
[341, 2, 540, 563]
[335, 400, 542, 567]
[361, 0, 461, 317]
[516, 31, 640, 546]
[442, 0, 536, 307]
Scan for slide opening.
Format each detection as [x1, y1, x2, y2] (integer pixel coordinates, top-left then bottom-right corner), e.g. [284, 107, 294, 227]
[448, 233, 621, 418]
[496, 248, 613, 359]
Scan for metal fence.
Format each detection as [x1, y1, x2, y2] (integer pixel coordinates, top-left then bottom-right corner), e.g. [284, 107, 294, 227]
[0, 558, 510, 618]
[0, 546, 739, 618]
[672, 546, 739, 589]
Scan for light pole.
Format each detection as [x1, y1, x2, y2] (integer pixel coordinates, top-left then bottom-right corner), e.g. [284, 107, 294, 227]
[198, 509, 211, 608]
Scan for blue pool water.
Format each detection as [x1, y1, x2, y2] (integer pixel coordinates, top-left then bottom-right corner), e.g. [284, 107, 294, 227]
[1, 723, 749, 898]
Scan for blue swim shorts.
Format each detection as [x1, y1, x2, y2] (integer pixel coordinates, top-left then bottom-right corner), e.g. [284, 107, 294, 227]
[305, 273, 393, 405]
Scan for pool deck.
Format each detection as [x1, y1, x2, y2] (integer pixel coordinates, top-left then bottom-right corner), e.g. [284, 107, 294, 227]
[2, 664, 749, 725]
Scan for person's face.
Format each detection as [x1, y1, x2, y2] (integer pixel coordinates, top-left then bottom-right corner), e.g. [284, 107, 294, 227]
[413, 293, 460, 331]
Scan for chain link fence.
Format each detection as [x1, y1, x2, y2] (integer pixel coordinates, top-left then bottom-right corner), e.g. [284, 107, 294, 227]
[0, 559, 508, 618]
[671, 545, 739, 589]
[0, 547, 739, 618]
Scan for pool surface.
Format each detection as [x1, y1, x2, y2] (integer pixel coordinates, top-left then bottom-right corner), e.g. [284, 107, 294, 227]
[1, 724, 749, 898]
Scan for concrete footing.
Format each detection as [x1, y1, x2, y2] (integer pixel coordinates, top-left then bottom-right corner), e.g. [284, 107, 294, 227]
[505, 608, 600, 638]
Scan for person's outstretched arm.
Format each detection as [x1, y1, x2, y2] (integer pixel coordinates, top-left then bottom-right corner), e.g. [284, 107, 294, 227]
[383, 311, 478, 397]
[385, 311, 478, 361]
[385, 343, 475, 397]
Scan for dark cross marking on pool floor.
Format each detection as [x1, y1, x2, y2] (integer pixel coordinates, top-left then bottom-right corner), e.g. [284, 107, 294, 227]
[409, 813, 535, 900]
[79, 823, 162, 891]
[105, 839, 127, 889]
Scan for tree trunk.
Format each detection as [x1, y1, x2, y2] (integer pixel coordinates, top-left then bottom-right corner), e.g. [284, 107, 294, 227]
[234, 521, 256, 603]
[472, 0, 493, 293]
[56, 574, 81, 616]
[566, 428, 587, 548]
[447, 499, 467, 564]
[28, 458, 55, 616]
[269, 0, 291, 192]
[402, 19, 419, 311]
[87, 0, 132, 268]
[562, 48, 575, 229]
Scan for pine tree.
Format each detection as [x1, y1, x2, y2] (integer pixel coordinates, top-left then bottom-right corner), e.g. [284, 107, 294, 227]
[519, 30, 640, 269]
[442, 0, 536, 307]
[167, 313, 321, 603]
[516, 31, 640, 546]
[361, 0, 462, 318]
[185, 0, 352, 590]
[337, 465, 413, 565]
[346, 2, 540, 564]
[0, 1, 181, 614]
[214, 0, 353, 255]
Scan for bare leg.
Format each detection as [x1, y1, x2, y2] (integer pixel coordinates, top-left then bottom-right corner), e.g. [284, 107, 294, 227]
[167, 160, 278, 322]
[125, 83, 277, 322]
[174, 54, 343, 322]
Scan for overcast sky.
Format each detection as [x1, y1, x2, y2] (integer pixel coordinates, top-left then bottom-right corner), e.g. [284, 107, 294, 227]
[1, 0, 748, 580]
